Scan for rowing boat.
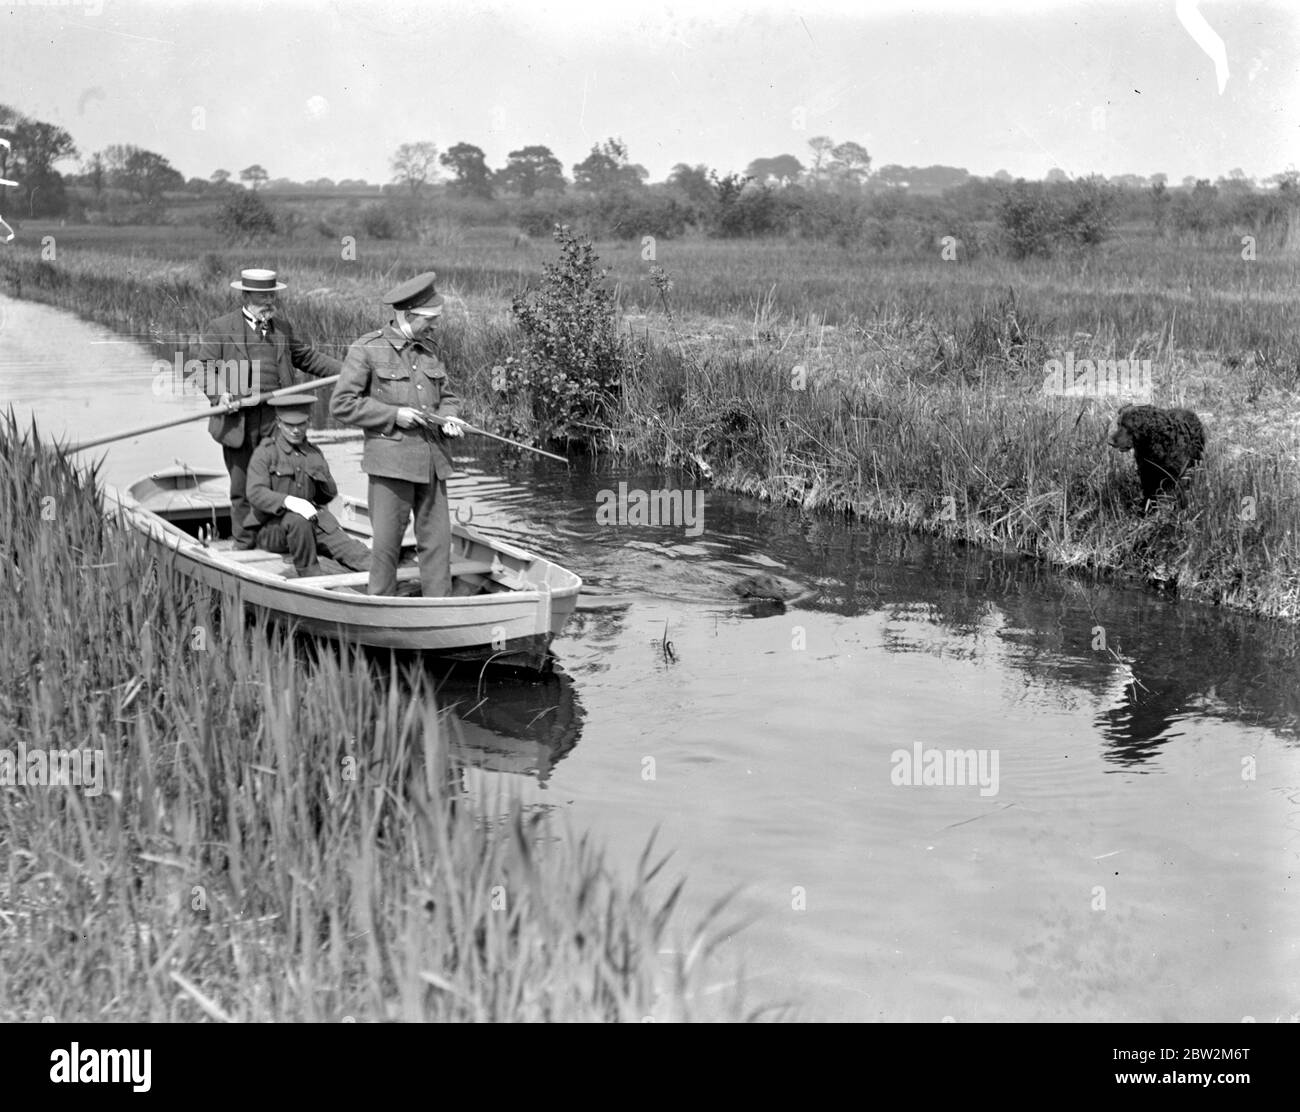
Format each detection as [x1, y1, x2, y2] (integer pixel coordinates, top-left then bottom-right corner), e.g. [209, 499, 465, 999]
[101, 463, 582, 671]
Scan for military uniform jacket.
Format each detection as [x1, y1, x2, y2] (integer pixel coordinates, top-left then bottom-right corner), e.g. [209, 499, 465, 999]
[244, 431, 340, 529]
[330, 323, 461, 484]
[197, 311, 342, 449]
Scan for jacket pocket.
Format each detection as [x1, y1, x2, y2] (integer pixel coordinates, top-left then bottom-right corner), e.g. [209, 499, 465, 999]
[373, 366, 410, 404]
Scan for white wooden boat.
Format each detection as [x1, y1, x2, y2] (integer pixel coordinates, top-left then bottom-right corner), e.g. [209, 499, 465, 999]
[101, 463, 582, 671]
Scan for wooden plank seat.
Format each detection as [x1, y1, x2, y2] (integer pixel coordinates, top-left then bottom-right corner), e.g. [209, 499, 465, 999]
[303, 558, 502, 591]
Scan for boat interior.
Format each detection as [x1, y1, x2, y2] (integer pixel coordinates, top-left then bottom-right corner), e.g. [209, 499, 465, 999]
[138, 473, 526, 599]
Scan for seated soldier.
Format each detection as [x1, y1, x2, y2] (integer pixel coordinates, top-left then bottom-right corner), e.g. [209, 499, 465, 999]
[244, 396, 372, 578]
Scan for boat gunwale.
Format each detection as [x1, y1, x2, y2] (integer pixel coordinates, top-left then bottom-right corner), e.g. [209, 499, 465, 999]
[102, 481, 583, 608]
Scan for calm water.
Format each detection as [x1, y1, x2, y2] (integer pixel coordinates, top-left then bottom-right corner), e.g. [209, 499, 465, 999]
[3, 294, 1298, 1021]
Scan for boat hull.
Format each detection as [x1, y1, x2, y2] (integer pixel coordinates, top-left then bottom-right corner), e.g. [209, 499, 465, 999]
[102, 466, 582, 671]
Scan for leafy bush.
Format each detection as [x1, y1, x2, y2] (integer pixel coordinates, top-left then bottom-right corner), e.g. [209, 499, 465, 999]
[359, 202, 397, 239]
[997, 181, 1057, 259]
[214, 190, 278, 242]
[498, 224, 644, 444]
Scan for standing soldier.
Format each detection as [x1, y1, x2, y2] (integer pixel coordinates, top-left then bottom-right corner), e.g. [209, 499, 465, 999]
[330, 272, 466, 597]
[198, 268, 341, 549]
[243, 396, 372, 578]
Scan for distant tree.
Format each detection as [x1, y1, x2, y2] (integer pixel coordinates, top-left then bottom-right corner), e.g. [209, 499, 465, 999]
[390, 141, 439, 194]
[103, 144, 184, 206]
[1216, 167, 1252, 193]
[993, 169, 1014, 183]
[4, 111, 77, 216]
[1269, 168, 1300, 193]
[830, 141, 872, 185]
[666, 163, 714, 206]
[572, 137, 647, 193]
[307, 177, 335, 189]
[185, 177, 208, 193]
[1045, 167, 1069, 183]
[807, 135, 835, 182]
[240, 164, 269, 191]
[874, 164, 910, 188]
[440, 141, 494, 199]
[496, 145, 566, 197]
[745, 154, 804, 185]
[337, 178, 372, 190]
[1180, 175, 1198, 189]
[1149, 172, 1168, 188]
[83, 152, 105, 201]
[210, 168, 231, 188]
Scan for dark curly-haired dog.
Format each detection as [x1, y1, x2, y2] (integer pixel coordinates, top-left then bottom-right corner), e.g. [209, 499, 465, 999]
[1107, 404, 1205, 504]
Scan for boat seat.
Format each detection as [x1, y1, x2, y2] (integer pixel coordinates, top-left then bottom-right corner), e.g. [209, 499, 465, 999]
[305, 558, 501, 591]
[219, 548, 288, 564]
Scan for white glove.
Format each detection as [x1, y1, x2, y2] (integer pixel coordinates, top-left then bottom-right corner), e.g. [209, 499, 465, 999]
[282, 495, 318, 520]
[441, 416, 467, 438]
[218, 392, 242, 410]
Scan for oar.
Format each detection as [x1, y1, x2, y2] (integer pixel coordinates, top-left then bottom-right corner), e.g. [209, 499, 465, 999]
[418, 411, 569, 465]
[66, 375, 341, 453]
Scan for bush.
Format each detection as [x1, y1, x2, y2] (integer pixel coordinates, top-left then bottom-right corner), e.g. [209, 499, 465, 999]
[214, 190, 278, 242]
[997, 181, 1056, 259]
[499, 224, 645, 445]
[359, 202, 396, 239]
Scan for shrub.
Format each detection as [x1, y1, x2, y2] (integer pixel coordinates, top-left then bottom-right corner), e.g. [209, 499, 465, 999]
[499, 224, 645, 444]
[359, 202, 396, 239]
[215, 190, 278, 242]
[997, 181, 1057, 259]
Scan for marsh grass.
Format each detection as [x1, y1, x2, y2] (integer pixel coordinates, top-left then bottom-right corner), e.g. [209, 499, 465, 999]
[4, 225, 1299, 619]
[0, 416, 762, 1020]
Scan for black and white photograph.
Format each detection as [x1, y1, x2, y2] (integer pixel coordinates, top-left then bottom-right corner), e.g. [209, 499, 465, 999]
[1, 0, 1297, 1057]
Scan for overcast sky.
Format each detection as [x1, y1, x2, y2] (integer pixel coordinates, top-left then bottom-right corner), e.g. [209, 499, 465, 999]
[2, 0, 1297, 186]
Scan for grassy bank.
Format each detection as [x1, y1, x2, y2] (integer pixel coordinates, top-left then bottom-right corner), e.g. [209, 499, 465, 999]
[0, 418, 757, 1021]
[3, 227, 1299, 620]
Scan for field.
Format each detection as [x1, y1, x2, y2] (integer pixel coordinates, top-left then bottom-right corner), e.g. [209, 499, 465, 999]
[5, 219, 1299, 619]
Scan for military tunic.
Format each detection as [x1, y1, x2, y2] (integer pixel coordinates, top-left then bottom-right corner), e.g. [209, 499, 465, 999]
[330, 324, 461, 597]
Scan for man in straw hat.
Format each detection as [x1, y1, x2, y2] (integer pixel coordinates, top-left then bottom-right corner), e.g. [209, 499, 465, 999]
[197, 267, 341, 549]
[243, 396, 372, 578]
[330, 271, 467, 597]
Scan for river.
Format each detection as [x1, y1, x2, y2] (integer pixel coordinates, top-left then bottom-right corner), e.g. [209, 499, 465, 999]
[2, 293, 1297, 1021]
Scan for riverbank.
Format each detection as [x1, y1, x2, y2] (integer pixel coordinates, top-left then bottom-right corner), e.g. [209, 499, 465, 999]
[3, 232, 1298, 621]
[0, 418, 755, 1021]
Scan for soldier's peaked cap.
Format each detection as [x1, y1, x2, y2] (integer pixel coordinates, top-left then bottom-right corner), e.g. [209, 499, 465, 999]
[383, 271, 444, 312]
[269, 396, 315, 423]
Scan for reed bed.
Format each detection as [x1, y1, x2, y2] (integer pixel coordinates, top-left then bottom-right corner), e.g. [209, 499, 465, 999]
[0, 417, 761, 1021]
[3, 226, 1299, 619]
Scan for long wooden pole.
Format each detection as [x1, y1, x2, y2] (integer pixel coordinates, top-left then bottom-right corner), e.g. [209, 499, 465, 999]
[65, 375, 341, 453]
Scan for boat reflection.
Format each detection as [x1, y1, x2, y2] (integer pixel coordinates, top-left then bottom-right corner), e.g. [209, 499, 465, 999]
[429, 660, 585, 785]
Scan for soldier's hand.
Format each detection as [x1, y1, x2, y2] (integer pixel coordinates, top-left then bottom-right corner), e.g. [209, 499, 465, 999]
[218, 392, 242, 410]
[440, 416, 467, 438]
[394, 406, 426, 429]
[283, 495, 318, 520]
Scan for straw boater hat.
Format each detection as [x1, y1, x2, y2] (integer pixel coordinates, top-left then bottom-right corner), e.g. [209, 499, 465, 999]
[231, 268, 287, 292]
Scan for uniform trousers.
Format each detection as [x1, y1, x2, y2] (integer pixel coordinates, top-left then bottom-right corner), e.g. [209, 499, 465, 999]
[366, 475, 451, 597]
